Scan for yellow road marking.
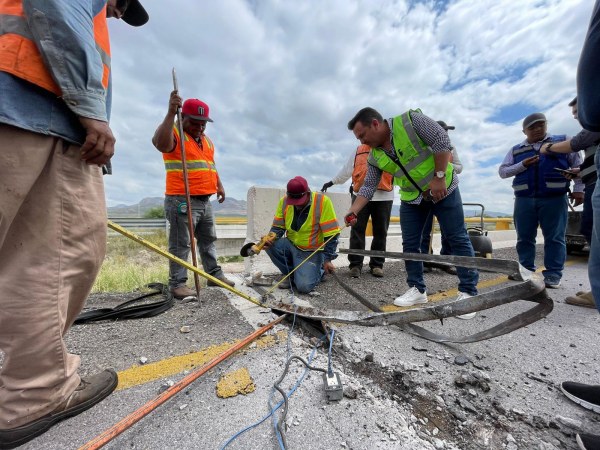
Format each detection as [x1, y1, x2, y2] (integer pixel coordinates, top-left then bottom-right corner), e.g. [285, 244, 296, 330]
[116, 331, 286, 391]
[380, 258, 583, 312]
[116, 256, 588, 388]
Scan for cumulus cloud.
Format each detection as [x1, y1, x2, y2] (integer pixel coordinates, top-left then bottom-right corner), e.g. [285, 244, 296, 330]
[104, 0, 593, 213]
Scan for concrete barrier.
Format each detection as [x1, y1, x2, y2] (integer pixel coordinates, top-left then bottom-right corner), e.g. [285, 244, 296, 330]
[240, 186, 541, 276]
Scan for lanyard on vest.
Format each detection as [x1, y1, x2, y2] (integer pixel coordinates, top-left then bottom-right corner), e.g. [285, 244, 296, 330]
[387, 146, 425, 195]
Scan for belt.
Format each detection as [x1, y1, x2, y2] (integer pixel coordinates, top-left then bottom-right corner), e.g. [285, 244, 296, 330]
[190, 195, 211, 201]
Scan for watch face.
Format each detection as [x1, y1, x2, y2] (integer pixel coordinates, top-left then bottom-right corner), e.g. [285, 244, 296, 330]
[436, 171, 445, 178]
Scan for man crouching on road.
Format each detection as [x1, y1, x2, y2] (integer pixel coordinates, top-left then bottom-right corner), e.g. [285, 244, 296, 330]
[152, 91, 235, 299]
[264, 176, 341, 293]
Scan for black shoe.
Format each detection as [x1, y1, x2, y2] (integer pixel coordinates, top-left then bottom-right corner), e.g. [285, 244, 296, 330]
[0, 369, 118, 449]
[561, 382, 600, 413]
[577, 433, 600, 450]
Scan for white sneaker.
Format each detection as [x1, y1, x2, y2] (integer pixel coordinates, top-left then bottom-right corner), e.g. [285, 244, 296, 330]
[393, 287, 428, 306]
[455, 291, 476, 320]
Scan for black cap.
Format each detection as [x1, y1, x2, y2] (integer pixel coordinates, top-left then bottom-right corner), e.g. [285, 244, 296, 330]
[568, 97, 577, 107]
[436, 120, 455, 131]
[122, 0, 149, 27]
[522, 113, 546, 129]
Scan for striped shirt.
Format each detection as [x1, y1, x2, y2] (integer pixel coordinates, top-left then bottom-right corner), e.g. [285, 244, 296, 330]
[358, 111, 458, 204]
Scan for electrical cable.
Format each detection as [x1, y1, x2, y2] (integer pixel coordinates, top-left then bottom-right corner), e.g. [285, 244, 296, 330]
[327, 329, 335, 376]
[272, 355, 327, 449]
[219, 338, 325, 450]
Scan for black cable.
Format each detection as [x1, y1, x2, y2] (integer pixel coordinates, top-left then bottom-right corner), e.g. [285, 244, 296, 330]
[273, 356, 327, 449]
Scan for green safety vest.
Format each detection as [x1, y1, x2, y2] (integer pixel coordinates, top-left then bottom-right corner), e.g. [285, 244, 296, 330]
[367, 110, 453, 202]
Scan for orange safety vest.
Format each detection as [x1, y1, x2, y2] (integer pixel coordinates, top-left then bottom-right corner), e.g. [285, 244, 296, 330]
[0, 1, 111, 96]
[352, 144, 393, 193]
[164, 125, 219, 196]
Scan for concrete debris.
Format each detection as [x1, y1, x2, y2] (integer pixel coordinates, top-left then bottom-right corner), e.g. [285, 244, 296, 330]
[343, 386, 358, 399]
[180, 325, 191, 333]
[365, 352, 374, 362]
[139, 356, 148, 364]
[158, 379, 175, 394]
[454, 355, 470, 366]
[216, 367, 256, 399]
[554, 415, 582, 430]
[179, 404, 188, 410]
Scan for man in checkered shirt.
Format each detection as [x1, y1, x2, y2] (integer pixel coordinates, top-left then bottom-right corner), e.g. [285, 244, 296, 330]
[345, 107, 479, 319]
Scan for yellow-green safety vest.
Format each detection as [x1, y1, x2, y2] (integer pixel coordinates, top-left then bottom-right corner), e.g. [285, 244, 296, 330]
[367, 110, 453, 202]
[271, 192, 340, 251]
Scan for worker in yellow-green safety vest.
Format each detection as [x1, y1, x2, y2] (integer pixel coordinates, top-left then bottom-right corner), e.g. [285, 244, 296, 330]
[344, 107, 479, 319]
[264, 176, 341, 293]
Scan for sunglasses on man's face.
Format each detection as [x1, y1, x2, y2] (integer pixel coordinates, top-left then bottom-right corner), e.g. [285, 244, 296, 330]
[287, 191, 308, 199]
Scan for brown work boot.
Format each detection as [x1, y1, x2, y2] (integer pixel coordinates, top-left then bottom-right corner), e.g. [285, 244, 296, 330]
[207, 275, 235, 287]
[565, 291, 596, 309]
[170, 285, 198, 299]
[370, 267, 384, 278]
[349, 267, 361, 278]
[0, 369, 118, 449]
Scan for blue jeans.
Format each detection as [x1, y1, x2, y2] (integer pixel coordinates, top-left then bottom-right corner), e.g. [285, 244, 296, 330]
[582, 182, 596, 244]
[266, 237, 324, 294]
[420, 212, 451, 255]
[165, 195, 223, 289]
[590, 151, 600, 311]
[400, 189, 479, 295]
[513, 195, 567, 282]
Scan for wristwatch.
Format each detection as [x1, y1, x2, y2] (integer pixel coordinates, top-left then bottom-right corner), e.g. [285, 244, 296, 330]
[434, 171, 445, 179]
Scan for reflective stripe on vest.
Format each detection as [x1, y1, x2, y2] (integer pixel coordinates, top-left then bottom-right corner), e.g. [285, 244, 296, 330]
[163, 125, 218, 196]
[367, 110, 453, 201]
[511, 135, 570, 197]
[352, 144, 393, 192]
[580, 144, 599, 184]
[273, 192, 340, 250]
[0, 2, 111, 96]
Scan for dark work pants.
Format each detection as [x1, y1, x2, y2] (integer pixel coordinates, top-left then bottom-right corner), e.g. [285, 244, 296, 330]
[348, 194, 393, 270]
[581, 182, 596, 245]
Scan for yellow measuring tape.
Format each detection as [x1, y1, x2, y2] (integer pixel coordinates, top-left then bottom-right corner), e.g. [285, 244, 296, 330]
[107, 221, 266, 307]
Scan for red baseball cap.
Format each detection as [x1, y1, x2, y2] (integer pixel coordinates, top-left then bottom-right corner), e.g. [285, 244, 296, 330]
[182, 99, 213, 122]
[286, 176, 310, 205]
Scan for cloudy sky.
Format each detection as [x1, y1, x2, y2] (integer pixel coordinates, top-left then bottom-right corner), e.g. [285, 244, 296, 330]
[105, 0, 593, 213]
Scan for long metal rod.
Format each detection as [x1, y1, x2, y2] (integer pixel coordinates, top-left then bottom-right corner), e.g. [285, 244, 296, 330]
[172, 68, 201, 297]
[78, 314, 287, 450]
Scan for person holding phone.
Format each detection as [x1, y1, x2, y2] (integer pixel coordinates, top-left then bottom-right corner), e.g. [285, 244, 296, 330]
[499, 113, 583, 289]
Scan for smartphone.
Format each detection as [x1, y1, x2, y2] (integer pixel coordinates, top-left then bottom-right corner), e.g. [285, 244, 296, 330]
[553, 168, 576, 175]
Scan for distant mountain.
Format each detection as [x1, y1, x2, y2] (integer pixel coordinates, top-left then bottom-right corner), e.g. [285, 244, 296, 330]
[107, 197, 247, 217]
[390, 204, 511, 218]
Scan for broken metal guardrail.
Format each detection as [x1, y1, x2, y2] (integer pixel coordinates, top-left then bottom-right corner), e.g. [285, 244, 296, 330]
[268, 249, 553, 343]
[107, 222, 552, 343]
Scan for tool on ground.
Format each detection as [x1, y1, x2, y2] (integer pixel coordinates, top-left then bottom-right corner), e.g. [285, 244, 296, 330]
[78, 314, 287, 450]
[240, 232, 277, 257]
[172, 67, 201, 299]
[463, 202, 493, 258]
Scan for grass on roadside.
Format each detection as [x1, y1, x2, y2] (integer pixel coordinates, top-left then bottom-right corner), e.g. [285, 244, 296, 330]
[92, 230, 244, 293]
[92, 230, 168, 293]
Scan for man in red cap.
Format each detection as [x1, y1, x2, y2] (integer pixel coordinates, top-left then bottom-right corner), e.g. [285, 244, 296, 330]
[153, 91, 234, 299]
[263, 176, 341, 293]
